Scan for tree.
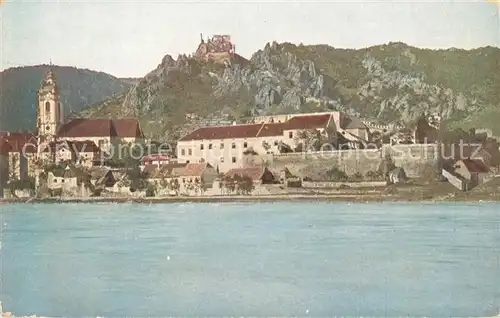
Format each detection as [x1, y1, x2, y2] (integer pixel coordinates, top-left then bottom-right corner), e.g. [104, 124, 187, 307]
[239, 175, 254, 195]
[108, 141, 143, 169]
[125, 166, 148, 192]
[379, 153, 396, 179]
[233, 174, 243, 195]
[169, 178, 180, 196]
[326, 167, 348, 181]
[294, 129, 329, 152]
[277, 141, 293, 154]
[262, 141, 271, 152]
[365, 170, 384, 181]
[350, 172, 363, 182]
[221, 175, 236, 194]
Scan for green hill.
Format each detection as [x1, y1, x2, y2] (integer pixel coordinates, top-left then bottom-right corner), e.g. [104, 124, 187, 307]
[0, 65, 133, 132]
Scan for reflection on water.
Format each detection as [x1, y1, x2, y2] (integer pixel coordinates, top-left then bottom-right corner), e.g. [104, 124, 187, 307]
[0, 203, 499, 317]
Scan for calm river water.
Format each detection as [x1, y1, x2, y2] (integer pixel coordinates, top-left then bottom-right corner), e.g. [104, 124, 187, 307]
[0, 202, 499, 317]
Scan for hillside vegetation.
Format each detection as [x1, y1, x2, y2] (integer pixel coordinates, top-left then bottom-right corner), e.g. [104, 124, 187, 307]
[83, 43, 500, 138]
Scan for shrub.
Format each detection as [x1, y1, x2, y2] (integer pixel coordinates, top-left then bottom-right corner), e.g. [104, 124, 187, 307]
[326, 167, 347, 181]
[365, 170, 383, 181]
[350, 172, 363, 182]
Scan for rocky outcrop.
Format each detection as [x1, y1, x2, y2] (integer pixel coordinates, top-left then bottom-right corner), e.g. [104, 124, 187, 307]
[88, 42, 500, 139]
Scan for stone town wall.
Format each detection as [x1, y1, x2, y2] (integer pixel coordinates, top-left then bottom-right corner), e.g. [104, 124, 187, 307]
[267, 144, 438, 179]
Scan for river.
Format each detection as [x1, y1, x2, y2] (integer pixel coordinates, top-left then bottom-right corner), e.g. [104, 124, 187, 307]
[0, 202, 499, 317]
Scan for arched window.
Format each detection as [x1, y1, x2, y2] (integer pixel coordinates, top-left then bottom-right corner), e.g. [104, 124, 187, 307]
[45, 101, 51, 112]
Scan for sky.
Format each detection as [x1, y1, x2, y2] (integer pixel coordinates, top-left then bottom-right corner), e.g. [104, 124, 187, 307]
[1, 0, 499, 78]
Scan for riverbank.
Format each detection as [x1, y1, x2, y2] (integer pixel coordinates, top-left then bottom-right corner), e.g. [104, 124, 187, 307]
[1, 192, 499, 204]
[1, 180, 499, 205]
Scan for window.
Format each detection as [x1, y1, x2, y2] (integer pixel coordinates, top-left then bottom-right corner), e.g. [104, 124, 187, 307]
[220, 157, 224, 163]
[274, 140, 279, 146]
[209, 144, 212, 150]
[181, 149, 185, 156]
[232, 143, 236, 149]
[232, 157, 236, 163]
[200, 144, 204, 150]
[186, 160, 190, 163]
[243, 142, 248, 148]
[62, 179, 65, 183]
[289, 131, 293, 139]
[182, 178, 185, 183]
[45, 101, 50, 112]
[220, 143, 224, 149]
[188, 149, 192, 156]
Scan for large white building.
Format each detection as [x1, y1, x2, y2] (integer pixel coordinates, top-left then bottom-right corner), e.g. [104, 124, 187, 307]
[177, 112, 370, 172]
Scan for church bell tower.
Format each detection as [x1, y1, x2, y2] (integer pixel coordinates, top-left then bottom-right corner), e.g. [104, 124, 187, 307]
[37, 68, 63, 144]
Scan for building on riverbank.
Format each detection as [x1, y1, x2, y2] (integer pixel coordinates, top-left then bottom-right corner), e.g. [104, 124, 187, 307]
[177, 112, 370, 173]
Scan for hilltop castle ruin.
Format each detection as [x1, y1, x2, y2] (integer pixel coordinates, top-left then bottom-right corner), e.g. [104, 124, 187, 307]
[195, 34, 236, 64]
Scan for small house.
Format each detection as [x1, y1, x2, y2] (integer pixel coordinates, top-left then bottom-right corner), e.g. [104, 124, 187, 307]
[39, 140, 102, 167]
[90, 167, 116, 188]
[145, 162, 217, 196]
[453, 159, 492, 187]
[46, 165, 90, 195]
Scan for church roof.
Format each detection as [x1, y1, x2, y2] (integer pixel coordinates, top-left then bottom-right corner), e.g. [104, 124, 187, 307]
[57, 119, 143, 138]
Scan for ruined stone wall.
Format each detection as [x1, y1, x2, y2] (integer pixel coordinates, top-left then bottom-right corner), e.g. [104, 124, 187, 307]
[383, 144, 438, 178]
[267, 144, 438, 180]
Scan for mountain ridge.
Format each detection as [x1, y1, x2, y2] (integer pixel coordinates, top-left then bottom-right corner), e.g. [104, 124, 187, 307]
[81, 41, 497, 140]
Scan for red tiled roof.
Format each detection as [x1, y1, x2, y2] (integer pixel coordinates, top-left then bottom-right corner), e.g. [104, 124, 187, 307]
[141, 154, 172, 164]
[283, 114, 331, 130]
[225, 166, 267, 181]
[0, 132, 38, 153]
[461, 159, 490, 173]
[111, 119, 144, 138]
[144, 163, 188, 179]
[180, 163, 213, 177]
[180, 114, 336, 142]
[57, 119, 143, 138]
[58, 119, 112, 137]
[179, 124, 263, 141]
[257, 123, 285, 137]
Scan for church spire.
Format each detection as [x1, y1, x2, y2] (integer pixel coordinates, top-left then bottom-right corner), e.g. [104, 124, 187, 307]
[37, 66, 62, 146]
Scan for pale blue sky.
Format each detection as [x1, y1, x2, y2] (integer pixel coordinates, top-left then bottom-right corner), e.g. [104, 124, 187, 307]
[1, 0, 499, 78]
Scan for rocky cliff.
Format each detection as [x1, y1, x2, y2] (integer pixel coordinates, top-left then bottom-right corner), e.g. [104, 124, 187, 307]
[81, 42, 500, 139]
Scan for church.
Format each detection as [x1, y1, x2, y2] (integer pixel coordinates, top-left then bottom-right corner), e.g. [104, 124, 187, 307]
[0, 68, 144, 190]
